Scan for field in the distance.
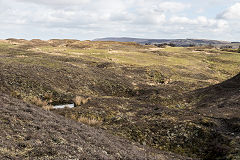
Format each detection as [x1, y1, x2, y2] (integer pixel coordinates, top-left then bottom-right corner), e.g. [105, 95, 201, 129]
[0, 39, 239, 159]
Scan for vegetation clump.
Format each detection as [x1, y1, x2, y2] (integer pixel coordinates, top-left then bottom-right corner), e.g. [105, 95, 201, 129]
[73, 96, 91, 106]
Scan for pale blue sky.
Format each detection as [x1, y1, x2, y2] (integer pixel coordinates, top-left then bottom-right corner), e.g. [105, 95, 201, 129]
[0, 0, 240, 41]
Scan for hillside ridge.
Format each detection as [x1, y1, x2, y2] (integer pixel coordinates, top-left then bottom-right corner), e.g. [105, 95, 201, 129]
[93, 37, 231, 46]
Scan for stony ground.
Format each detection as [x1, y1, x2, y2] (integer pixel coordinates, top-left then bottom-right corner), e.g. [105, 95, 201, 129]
[0, 39, 239, 159]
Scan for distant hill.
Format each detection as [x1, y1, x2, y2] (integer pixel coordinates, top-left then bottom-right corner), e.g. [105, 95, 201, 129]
[94, 37, 231, 47]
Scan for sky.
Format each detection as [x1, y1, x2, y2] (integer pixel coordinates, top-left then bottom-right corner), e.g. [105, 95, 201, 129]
[0, 0, 240, 41]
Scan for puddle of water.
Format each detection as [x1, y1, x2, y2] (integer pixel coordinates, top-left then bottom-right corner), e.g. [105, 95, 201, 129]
[53, 104, 75, 109]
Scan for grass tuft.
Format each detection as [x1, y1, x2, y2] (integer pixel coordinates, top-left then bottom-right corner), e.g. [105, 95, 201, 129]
[73, 96, 91, 106]
[31, 97, 48, 107]
[77, 116, 102, 126]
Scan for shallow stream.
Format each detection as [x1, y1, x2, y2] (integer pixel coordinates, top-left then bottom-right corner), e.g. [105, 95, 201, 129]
[53, 104, 74, 109]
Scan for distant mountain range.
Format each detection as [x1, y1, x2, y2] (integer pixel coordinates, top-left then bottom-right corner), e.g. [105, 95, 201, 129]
[94, 37, 236, 47]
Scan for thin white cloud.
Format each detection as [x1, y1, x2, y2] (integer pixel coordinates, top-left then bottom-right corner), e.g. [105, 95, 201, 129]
[218, 2, 240, 20]
[170, 16, 228, 27]
[0, 0, 239, 41]
[15, 0, 90, 6]
[155, 2, 191, 13]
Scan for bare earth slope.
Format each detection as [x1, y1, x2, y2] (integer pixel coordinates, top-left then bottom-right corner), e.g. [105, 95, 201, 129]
[0, 92, 189, 160]
[189, 73, 240, 159]
[194, 73, 240, 118]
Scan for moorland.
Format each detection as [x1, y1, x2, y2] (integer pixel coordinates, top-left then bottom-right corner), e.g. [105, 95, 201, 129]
[0, 39, 239, 159]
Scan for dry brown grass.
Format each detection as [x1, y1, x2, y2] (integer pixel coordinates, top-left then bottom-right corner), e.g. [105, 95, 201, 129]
[77, 116, 102, 126]
[70, 114, 77, 120]
[29, 96, 53, 111]
[31, 97, 48, 107]
[82, 97, 91, 104]
[42, 105, 53, 111]
[44, 92, 53, 99]
[68, 114, 101, 126]
[73, 96, 91, 106]
[73, 96, 83, 106]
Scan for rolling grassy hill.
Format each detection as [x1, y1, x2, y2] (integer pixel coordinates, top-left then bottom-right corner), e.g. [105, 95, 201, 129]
[0, 39, 239, 159]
